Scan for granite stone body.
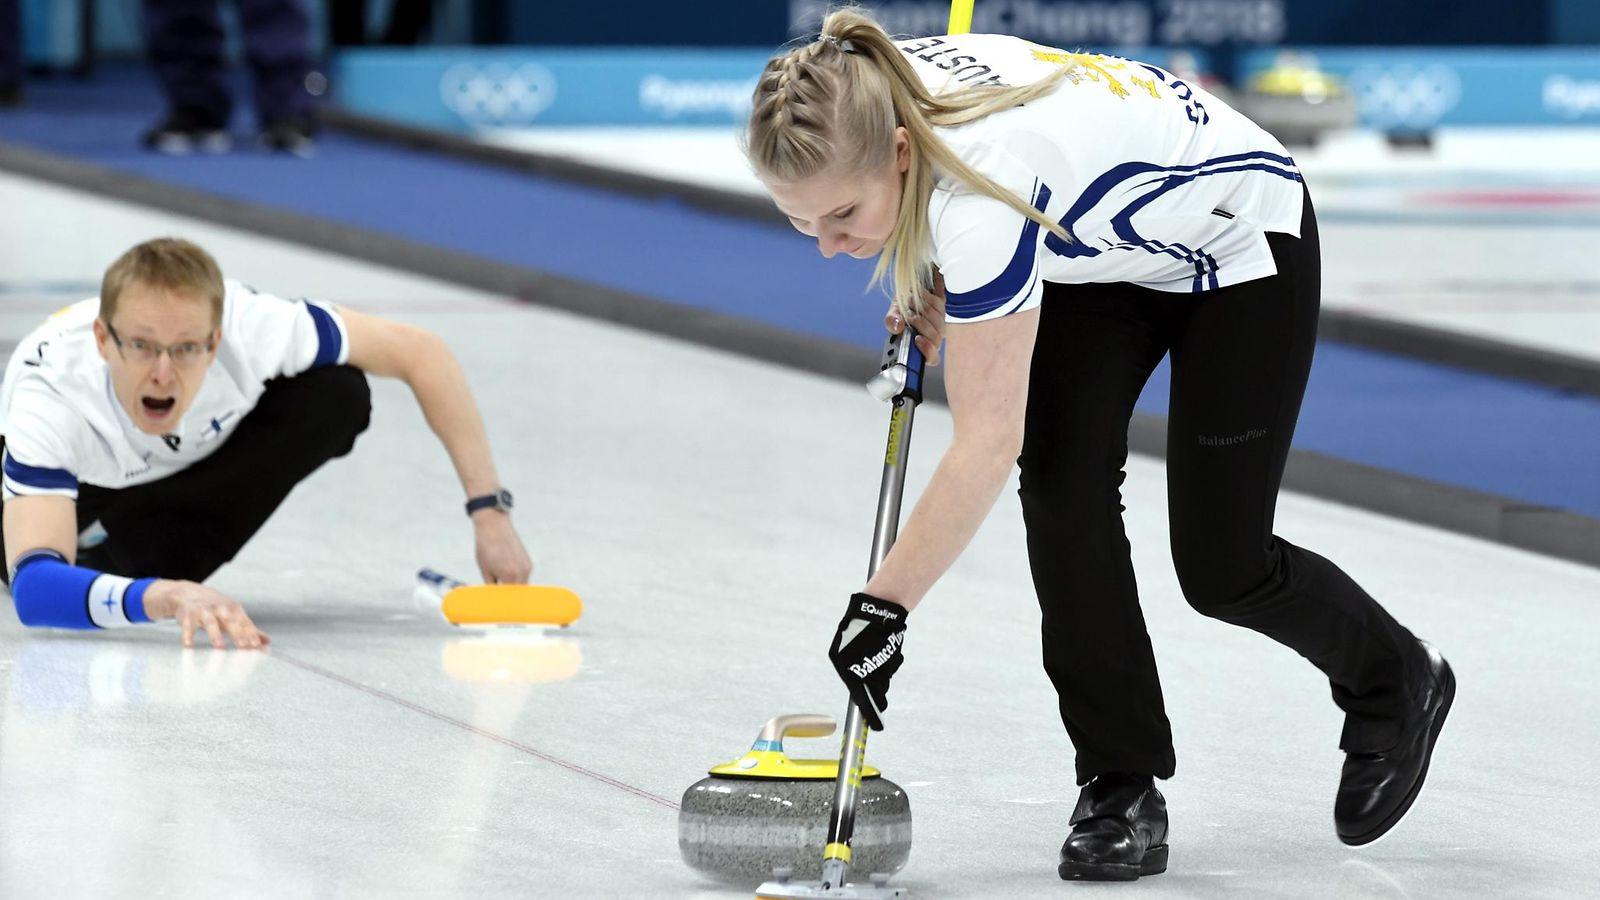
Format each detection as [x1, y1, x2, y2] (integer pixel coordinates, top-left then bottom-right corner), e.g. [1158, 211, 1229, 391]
[678, 775, 913, 882]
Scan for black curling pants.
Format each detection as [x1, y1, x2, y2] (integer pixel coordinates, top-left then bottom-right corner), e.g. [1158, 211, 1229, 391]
[2, 365, 370, 585]
[1016, 192, 1427, 785]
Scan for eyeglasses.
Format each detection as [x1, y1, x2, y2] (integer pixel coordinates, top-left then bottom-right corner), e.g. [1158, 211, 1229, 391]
[104, 321, 216, 368]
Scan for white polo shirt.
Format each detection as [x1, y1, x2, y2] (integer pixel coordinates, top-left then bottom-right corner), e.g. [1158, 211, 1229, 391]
[1, 281, 350, 500]
[899, 34, 1306, 322]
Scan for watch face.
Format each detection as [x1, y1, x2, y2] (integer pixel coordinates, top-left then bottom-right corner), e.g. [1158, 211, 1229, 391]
[497, 489, 514, 510]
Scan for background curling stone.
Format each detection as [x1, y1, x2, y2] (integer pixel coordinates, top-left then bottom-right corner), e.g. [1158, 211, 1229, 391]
[679, 713, 912, 882]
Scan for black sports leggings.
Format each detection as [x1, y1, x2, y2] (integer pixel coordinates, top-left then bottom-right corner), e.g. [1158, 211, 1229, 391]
[1017, 192, 1426, 784]
[2, 365, 370, 585]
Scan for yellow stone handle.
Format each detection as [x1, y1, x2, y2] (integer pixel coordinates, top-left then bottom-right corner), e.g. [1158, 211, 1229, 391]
[758, 713, 837, 744]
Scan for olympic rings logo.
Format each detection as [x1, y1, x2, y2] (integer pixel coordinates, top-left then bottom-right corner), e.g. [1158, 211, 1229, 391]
[440, 63, 558, 125]
[1345, 64, 1462, 129]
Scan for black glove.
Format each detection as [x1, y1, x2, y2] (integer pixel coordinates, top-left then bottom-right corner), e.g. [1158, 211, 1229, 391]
[828, 592, 909, 731]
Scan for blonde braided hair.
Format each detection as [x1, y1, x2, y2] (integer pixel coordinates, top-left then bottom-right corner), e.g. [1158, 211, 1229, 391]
[744, 8, 1075, 318]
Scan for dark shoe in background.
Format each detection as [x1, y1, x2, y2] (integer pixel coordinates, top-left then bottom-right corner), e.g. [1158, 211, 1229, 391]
[1336, 641, 1455, 845]
[0, 81, 21, 108]
[143, 108, 232, 155]
[258, 117, 316, 158]
[1059, 772, 1169, 881]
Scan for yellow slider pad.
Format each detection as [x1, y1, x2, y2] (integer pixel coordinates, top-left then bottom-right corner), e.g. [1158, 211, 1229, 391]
[441, 584, 583, 626]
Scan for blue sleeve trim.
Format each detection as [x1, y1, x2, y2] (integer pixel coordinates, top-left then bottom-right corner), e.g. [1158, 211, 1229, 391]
[945, 181, 1052, 320]
[11, 552, 153, 630]
[2, 450, 79, 492]
[305, 301, 343, 369]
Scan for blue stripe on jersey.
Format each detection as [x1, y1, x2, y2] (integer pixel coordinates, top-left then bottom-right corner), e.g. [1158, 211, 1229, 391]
[2, 451, 79, 492]
[1108, 157, 1301, 291]
[305, 302, 343, 368]
[1043, 151, 1302, 292]
[1136, 236, 1222, 292]
[945, 180, 1052, 319]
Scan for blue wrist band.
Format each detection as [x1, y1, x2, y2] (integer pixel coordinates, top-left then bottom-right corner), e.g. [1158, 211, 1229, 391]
[12, 550, 155, 629]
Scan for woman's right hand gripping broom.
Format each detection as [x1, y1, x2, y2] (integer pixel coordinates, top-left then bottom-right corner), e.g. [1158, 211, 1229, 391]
[885, 268, 947, 366]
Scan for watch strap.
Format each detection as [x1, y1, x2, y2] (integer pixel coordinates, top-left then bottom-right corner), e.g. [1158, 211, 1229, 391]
[465, 489, 512, 516]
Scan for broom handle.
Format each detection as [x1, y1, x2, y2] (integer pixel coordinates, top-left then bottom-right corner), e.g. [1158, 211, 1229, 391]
[948, 0, 975, 34]
[821, 327, 926, 890]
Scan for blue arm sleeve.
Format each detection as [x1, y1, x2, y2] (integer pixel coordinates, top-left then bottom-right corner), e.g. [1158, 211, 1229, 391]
[10, 550, 154, 629]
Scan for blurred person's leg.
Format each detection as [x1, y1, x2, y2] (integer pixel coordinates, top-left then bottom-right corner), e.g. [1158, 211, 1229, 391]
[380, 0, 433, 45]
[141, 2, 231, 122]
[141, 0, 233, 152]
[0, 0, 21, 106]
[329, 0, 368, 46]
[236, 0, 315, 154]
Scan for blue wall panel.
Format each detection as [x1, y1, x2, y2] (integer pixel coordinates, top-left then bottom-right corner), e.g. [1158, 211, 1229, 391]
[333, 48, 774, 129]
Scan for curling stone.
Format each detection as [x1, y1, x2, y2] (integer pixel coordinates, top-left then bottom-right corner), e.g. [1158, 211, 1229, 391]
[679, 713, 912, 882]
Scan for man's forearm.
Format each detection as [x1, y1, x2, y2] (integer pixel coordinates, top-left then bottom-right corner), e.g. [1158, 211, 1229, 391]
[404, 342, 502, 499]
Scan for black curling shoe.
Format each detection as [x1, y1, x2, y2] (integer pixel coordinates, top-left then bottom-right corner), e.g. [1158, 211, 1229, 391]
[1336, 641, 1455, 846]
[1058, 773, 1169, 881]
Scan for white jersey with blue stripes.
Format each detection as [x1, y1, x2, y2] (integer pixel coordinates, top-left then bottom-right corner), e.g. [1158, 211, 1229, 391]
[899, 34, 1305, 322]
[0, 281, 350, 500]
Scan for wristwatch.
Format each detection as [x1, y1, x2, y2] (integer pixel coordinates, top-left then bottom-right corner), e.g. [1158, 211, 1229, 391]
[465, 488, 514, 516]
